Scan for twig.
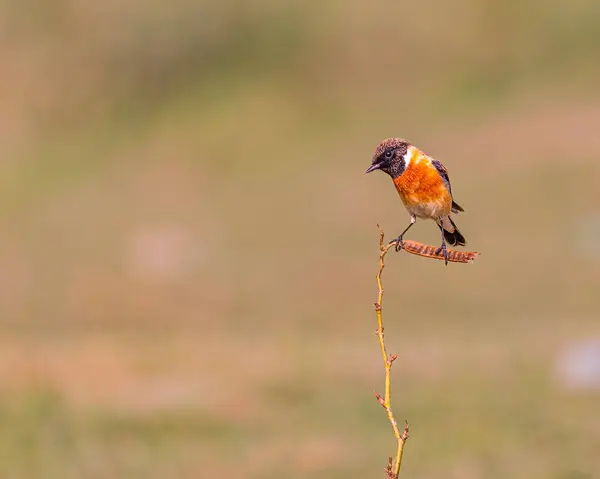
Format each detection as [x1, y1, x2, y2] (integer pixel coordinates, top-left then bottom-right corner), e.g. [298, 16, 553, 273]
[372, 225, 478, 478]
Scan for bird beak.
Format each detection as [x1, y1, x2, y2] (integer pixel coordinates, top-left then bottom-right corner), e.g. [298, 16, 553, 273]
[365, 163, 382, 174]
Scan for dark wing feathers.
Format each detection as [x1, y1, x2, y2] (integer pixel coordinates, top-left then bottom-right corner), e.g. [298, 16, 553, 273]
[431, 159, 464, 213]
[452, 200, 464, 213]
[431, 159, 451, 193]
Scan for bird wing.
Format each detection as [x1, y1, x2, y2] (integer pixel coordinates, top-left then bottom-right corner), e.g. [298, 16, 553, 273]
[431, 158, 464, 212]
[431, 159, 452, 194]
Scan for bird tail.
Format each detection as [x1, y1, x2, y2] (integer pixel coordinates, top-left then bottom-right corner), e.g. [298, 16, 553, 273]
[437, 216, 466, 247]
[451, 201, 464, 213]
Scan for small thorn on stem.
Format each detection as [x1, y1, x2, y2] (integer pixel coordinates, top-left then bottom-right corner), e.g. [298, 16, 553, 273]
[385, 457, 394, 477]
[374, 391, 385, 407]
[401, 421, 410, 441]
[389, 354, 398, 364]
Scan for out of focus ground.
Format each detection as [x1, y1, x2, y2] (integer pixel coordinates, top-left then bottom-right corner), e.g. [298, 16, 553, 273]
[1, 1, 600, 477]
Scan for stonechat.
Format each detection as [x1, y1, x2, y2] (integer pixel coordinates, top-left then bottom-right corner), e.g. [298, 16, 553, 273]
[366, 138, 466, 265]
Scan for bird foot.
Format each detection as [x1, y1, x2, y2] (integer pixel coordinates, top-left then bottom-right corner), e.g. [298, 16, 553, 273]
[435, 244, 449, 266]
[389, 236, 405, 252]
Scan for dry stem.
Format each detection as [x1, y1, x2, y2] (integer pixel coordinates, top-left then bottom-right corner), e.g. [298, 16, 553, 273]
[372, 225, 479, 478]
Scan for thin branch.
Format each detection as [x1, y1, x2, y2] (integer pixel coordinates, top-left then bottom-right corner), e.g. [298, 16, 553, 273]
[372, 225, 478, 478]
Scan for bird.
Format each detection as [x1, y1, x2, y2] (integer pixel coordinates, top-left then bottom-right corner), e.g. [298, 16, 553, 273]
[365, 138, 466, 265]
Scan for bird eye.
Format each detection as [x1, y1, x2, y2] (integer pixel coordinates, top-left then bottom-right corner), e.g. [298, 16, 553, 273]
[384, 150, 394, 159]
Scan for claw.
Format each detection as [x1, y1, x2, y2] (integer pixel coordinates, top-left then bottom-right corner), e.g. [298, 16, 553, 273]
[390, 236, 404, 252]
[435, 244, 449, 265]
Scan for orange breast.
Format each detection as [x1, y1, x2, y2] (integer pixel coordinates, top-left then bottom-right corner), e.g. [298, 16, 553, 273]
[392, 159, 452, 218]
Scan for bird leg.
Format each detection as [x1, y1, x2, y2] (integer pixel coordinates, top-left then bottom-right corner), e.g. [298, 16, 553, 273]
[390, 215, 416, 252]
[434, 231, 449, 266]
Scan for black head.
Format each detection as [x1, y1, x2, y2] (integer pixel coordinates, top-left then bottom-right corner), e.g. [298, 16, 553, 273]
[365, 138, 410, 179]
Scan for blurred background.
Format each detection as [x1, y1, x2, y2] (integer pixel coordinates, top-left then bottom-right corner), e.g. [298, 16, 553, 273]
[1, 0, 600, 477]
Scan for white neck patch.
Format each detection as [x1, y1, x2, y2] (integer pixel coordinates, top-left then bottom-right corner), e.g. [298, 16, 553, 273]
[402, 147, 415, 169]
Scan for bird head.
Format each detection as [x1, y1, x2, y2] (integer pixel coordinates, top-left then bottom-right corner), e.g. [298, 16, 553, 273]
[366, 138, 410, 178]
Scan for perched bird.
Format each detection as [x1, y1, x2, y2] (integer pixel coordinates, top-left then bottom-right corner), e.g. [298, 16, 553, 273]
[366, 138, 466, 265]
